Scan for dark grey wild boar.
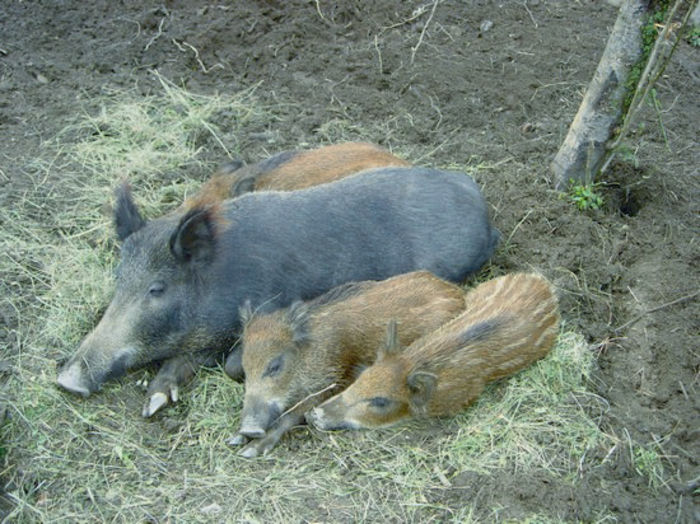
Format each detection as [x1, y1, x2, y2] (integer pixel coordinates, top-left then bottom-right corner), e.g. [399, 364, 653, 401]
[232, 271, 466, 458]
[56, 167, 500, 417]
[153, 142, 408, 415]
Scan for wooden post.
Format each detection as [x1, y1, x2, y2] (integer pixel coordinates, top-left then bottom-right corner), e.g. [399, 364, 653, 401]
[552, 0, 646, 190]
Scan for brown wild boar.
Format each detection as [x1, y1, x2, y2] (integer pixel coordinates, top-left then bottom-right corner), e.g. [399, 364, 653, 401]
[306, 273, 559, 430]
[232, 271, 467, 457]
[183, 142, 409, 209]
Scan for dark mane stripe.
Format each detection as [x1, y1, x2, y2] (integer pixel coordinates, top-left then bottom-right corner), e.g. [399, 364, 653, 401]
[455, 314, 511, 346]
[306, 280, 377, 312]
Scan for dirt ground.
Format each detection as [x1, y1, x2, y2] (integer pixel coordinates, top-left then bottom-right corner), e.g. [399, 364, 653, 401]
[1, 0, 698, 521]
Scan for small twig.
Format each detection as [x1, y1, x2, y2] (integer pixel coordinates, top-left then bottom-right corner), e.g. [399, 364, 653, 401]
[144, 16, 167, 51]
[505, 208, 534, 246]
[382, 5, 430, 31]
[601, 443, 618, 465]
[522, 1, 538, 28]
[172, 39, 224, 74]
[411, 0, 440, 65]
[413, 127, 461, 163]
[374, 34, 383, 75]
[274, 383, 338, 422]
[608, 0, 693, 152]
[314, 0, 332, 25]
[614, 290, 699, 333]
[427, 93, 443, 129]
[199, 119, 231, 158]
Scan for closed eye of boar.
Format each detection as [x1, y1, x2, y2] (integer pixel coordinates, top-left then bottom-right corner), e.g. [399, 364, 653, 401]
[263, 355, 285, 378]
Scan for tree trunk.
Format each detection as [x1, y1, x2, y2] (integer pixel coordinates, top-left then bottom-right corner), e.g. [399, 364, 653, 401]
[552, 0, 697, 190]
[552, 0, 647, 190]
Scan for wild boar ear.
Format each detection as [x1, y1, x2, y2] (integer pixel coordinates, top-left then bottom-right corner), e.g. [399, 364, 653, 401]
[170, 206, 217, 265]
[406, 370, 437, 413]
[239, 299, 254, 326]
[378, 320, 400, 360]
[230, 176, 256, 197]
[218, 159, 244, 174]
[287, 301, 310, 345]
[114, 182, 145, 241]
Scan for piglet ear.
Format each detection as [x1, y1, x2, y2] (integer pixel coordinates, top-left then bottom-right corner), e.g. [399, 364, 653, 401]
[170, 206, 217, 265]
[114, 182, 145, 241]
[406, 370, 437, 413]
[378, 320, 400, 360]
[287, 301, 310, 345]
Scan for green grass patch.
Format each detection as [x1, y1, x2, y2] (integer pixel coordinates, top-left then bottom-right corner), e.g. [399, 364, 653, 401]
[567, 182, 605, 211]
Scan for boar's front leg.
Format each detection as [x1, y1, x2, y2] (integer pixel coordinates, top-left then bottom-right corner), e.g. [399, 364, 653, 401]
[236, 409, 306, 459]
[142, 349, 220, 417]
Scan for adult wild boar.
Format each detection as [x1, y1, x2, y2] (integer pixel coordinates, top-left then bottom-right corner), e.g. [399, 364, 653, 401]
[57, 167, 500, 416]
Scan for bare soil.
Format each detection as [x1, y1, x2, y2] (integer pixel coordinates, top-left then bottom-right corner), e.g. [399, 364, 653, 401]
[1, 1, 698, 522]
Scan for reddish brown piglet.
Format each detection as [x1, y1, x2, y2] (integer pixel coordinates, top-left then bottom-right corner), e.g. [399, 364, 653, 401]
[183, 141, 409, 209]
[306, 273, 560, 430]
[233, 271, 467, 457]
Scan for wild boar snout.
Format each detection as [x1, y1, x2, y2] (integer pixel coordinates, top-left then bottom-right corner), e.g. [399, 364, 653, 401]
[56, 360, 92, 397]
[238, 397, 282, 438]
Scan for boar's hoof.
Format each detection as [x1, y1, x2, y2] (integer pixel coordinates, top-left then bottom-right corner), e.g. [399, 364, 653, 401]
[141, 387, 177, 418]
[142, 384, 179, 418]
[238, 426, 266, 439]
[143, 392, 169, 417]
[226, 433, 249, 447]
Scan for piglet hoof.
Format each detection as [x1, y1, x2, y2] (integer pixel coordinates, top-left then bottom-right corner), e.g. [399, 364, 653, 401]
[238, 436, 278, 459]
[226, 433, 249, 447]
[142, 385, 179, 418]
[238, 443, 260, 459]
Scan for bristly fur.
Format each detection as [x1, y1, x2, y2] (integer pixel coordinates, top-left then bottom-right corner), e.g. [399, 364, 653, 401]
[181, 143, 408, 211]
[455, 315, 511, 346]
[308, 273, 561, 429]
[238, 270, 468, 442]
[305, 280, 377, 312]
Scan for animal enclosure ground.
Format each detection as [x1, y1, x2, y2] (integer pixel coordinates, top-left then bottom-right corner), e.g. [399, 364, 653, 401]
[1, 1, 698, 522]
